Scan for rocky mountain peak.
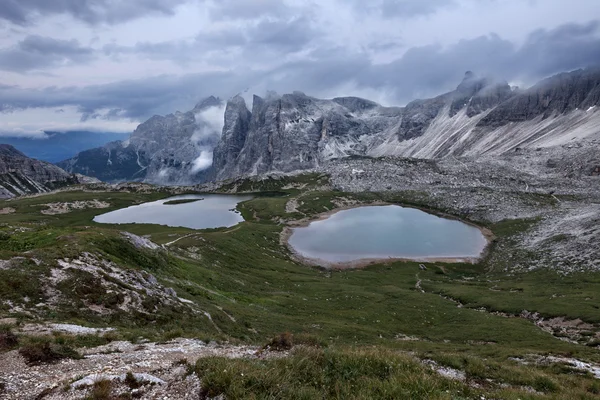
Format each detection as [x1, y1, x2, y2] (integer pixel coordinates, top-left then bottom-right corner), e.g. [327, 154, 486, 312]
[228, 95, 250, 110]
[194, 95, 222, 111]
[450, 71, 513, 117]
[332, 97, 380, 112]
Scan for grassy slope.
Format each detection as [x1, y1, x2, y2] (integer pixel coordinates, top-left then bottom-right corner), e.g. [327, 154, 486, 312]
[1, 180, 600, 398]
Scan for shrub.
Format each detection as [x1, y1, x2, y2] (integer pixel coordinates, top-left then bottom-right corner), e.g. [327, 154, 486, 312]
[532, 376, 559, 393]
[88, 379, 113, 400]
[124, 371, 141, 390]
[0, 325, 18, 350]
[264, 332, 294, 351]
[18, 338, 81, 365]
[587, 381, 600, 395]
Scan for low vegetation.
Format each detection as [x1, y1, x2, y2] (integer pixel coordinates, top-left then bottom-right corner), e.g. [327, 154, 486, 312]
[1, 175, 600, 398]
[0, 324, 18, 350]
[18, 336, 81, 365]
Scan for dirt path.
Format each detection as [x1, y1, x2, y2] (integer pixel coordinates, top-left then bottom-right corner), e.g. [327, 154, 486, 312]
[415, 273, 425, 293]
[164, 233, 200, 247]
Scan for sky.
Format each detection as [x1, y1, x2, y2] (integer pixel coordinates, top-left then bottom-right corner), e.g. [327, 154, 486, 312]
[1, 0, 600, 138]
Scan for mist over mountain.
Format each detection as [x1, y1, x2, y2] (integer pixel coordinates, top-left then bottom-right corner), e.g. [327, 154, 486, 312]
[58, 97, 225, 184]
[58, 67, 600, 184]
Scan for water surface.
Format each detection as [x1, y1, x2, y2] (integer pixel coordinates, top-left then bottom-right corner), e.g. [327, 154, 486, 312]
[94, 194, 253, 229]
[288, 205, 487, 264]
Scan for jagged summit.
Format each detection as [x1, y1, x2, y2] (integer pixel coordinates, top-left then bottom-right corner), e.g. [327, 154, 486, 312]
[60, 67, 600, 184]
[194, 95, 222, 111]
[213, 67, 600, 179]
[59, 96, 226, 184]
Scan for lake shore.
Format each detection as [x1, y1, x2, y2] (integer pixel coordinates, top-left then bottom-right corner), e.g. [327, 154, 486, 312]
[281, 202, 494, 270]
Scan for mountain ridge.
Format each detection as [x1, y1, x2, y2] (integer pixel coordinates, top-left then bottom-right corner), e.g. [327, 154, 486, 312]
[0, 144, 83, 198]
[59, 67, 600, 183]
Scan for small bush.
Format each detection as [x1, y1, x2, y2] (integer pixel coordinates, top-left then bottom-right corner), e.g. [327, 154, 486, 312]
[293, 333, 326, 348]
[532, 376, 559, 393]
[264, 332, 294, 351]
[588, 380, 600, 395]
[0, 325, 18, 350]
[585, 338, 600, 347]
[18, 338, 81, 365]
[124, 371, 141, 390]
[88, 379, 113, 400]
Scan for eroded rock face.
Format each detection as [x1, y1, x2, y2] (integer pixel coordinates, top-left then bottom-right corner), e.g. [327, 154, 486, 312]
[0, 145, 79, 198]
[478, 67, 600, 127]
[60, 68, 600, 184]
[213, 92, 404, 180]
[58, 96, 224, 185]
[213, 68, 600, 180]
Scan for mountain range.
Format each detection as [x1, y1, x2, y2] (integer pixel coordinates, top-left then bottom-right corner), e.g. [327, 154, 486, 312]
[2, 67, 599, 191]
[56, 67, 600, 184]
[213, 68, 600, 180]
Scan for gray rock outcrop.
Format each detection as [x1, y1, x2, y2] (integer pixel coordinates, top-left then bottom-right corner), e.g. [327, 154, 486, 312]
[214, 68, 600, 179]
[0, 144, 79, 198]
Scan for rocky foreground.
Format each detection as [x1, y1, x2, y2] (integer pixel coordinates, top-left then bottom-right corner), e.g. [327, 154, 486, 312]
[0, 326, 263, 400]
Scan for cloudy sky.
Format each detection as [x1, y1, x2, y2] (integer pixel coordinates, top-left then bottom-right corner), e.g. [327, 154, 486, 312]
[1, 0, 600, 137]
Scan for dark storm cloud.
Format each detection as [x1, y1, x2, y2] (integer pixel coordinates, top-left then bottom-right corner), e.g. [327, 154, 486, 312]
[515, 21, 600, 78]
[105, 16, 318, 62]
[247, 16, 316, 52]
[350, 0, 456, 18]
[1, 21, 600, 120]
[0, 35, 95, 72]
[0, 0, 187, 25]
[0, 71, 257, 120]
[208, 0, 295, 21]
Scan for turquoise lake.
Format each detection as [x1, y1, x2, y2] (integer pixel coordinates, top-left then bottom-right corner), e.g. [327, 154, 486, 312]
[94, 194, 253, 229]
[287, 205, 488, 264]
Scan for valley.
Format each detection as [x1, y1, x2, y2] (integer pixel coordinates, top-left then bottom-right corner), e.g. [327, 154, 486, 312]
[1, 153, 600, 398]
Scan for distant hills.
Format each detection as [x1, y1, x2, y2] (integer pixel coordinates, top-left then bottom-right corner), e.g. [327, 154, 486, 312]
[0, 131, 129, 163]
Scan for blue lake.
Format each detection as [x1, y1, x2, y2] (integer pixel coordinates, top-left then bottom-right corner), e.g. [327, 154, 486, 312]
[94, 194, 253, 229]
[287, 205, 488, 264]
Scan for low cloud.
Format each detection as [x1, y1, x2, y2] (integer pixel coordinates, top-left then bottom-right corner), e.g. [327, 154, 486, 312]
[191, 150, 213, 172]
[0, 106, 138, 138]
[190, 103, 226, 172]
